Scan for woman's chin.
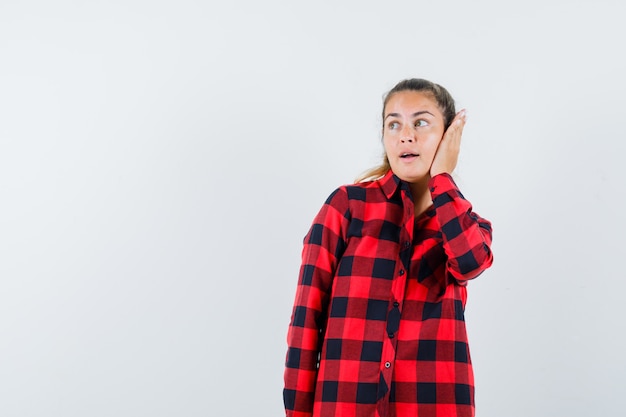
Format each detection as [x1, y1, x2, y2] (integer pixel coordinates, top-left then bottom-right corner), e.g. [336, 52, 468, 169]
[393, 169, 429, 184]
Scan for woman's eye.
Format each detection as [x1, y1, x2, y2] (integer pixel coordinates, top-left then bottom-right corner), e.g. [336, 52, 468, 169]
[388, 121, 400, 130]
[415, 119, 428, 127]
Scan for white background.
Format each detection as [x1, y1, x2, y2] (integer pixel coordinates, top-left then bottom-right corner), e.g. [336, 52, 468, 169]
[1, 1, 625, 416]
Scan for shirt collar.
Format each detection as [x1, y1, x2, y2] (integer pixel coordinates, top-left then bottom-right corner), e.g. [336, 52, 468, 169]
[378, 169, 412, 200]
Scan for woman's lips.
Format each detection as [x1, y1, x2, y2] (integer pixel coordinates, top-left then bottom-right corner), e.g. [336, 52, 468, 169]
[400, 153, 419, 161]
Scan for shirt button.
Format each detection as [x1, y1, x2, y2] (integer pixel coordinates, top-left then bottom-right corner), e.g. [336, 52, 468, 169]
[388, 333, 394, 338]
[399, 270, 405, 276]
[385, 361, 391, 368]
[393, 302, 399, 307]
[404, 241, 410, 248]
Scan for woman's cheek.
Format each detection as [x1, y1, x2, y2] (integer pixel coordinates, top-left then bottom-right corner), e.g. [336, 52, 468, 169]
[422, 137, 440, 161]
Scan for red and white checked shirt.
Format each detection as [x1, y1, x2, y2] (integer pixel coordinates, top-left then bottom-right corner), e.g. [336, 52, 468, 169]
[284, 170, 493, 417]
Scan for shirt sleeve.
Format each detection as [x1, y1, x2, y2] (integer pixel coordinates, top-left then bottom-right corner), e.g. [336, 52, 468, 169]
[283, 187, 350, 417]
[429, 173, 494, 282]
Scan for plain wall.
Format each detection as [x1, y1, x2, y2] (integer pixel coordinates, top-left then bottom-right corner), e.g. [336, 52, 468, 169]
[1, 1, 625, 416]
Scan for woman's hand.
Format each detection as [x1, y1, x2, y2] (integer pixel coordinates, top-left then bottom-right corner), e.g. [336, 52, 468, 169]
[430, 109, 467, 177]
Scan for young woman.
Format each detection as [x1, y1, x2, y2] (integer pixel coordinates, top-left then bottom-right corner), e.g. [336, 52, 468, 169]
[284, 78, 494, 417]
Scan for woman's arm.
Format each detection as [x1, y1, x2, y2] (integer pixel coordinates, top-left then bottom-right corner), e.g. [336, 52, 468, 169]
[428, 109, 493, 281]
[283, 187, 349, 417]
[429, 173, 493, 282]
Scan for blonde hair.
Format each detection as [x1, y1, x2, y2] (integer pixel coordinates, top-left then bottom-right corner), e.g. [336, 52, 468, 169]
[355, 155, 391, 183]
[355, 78, 456, 183]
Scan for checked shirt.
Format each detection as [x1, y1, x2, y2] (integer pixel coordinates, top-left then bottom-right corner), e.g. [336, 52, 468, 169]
[284, 170, 494, 417]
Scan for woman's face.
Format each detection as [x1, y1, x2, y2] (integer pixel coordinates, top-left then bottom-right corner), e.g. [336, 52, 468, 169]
[383, 90, 446, 183]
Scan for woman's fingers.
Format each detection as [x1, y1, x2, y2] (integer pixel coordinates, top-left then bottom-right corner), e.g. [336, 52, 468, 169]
[430, 109, 467, 176]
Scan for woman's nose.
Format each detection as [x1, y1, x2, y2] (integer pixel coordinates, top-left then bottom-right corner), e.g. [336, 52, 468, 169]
[400, 126, 414, 142]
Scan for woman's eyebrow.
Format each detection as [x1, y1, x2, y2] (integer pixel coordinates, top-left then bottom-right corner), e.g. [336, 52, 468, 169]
[412, 111, 434, 118]
[384, 113, 400, 121]
[384, 110, 434, 121]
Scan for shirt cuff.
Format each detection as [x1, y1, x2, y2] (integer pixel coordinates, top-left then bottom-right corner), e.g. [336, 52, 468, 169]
[428, 173, 459, 197]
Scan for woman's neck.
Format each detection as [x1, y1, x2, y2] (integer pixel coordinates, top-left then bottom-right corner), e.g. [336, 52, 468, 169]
[410, 176, 433, 217]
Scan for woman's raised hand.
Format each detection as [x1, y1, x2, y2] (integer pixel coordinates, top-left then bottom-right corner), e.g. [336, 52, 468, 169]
[430, 109, 467, 177]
